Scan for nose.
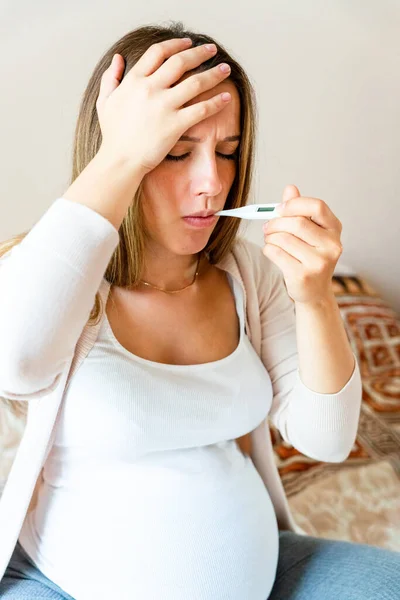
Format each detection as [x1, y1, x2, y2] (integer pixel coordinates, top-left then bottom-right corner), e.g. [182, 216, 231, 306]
[193, 155, 223, 199]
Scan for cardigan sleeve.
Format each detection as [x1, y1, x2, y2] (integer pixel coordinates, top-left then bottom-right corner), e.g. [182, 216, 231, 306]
[258, 254, 363, 463]
[0, 197, 119, 399]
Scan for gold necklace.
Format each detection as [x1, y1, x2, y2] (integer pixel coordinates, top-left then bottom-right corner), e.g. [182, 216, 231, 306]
[138, 253, 202, 294]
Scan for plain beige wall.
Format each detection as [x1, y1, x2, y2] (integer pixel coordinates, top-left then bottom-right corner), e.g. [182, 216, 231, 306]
[1, 1, 399, 312]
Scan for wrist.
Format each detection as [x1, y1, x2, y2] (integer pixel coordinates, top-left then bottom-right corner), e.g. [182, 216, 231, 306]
[295, 292, 338, 312]
[63, 147, 145, 231]
[95, 146, 147, 183]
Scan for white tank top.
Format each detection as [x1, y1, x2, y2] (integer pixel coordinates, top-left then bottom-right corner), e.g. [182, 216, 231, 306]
[19, 273, 279, 600]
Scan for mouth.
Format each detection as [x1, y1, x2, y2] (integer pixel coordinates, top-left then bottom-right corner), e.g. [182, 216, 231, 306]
[182, 214, 218, 229]
[185, 210, 217, 217]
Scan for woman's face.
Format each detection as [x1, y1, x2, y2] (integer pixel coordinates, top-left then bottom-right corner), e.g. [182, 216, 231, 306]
[140, 79, 241, 257]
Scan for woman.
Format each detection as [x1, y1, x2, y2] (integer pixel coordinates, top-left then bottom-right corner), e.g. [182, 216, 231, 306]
[0, 21, 398, 600]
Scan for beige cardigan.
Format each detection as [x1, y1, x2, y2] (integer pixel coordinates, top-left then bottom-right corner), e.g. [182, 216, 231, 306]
[0, 198, 362, 580]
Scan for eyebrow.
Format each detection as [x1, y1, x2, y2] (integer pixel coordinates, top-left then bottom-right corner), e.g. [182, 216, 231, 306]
[178, 135, 241, 142]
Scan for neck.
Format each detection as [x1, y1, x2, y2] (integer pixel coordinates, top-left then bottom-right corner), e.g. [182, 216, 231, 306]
[139, 248, 206, 292]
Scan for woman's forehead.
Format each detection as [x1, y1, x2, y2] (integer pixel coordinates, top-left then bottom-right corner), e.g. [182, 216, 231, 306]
[183, 82, 241, 136]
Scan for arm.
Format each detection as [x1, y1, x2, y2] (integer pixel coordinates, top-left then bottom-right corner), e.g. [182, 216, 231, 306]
[0, 153, 143, 399]
[63, 147, 145, 230]
[294, 292, 356, 393]
[260, 260, 362, 463]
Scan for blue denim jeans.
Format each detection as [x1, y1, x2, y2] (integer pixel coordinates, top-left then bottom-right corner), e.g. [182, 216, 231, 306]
[1, 532, 399, 599]
[0, 541, 74, 599]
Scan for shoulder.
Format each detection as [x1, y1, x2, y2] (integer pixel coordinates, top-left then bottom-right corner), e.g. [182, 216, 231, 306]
[231, 236, 284, 291]
[231, 238, 295, 329]
[229, 236, 292, 311]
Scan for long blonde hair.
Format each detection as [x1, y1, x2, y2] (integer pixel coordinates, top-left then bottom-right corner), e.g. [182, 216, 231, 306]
[0, 21, 257, 417]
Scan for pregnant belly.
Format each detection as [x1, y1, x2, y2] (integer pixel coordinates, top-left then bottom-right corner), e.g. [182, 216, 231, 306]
[31, 443, 280, 599]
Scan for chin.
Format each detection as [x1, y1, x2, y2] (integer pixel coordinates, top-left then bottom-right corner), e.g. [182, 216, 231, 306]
[162, 221, 217, 256]
[172, 238, 211, 257]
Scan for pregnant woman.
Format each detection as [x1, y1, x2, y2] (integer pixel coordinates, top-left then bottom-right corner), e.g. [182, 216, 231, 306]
[0, 20, 399, 600]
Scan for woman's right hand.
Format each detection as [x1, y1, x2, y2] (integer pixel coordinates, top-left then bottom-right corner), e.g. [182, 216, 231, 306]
[95, 38, 232, 177]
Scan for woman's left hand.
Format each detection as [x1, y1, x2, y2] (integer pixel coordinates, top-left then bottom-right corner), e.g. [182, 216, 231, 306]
[262, 184, 343, 305]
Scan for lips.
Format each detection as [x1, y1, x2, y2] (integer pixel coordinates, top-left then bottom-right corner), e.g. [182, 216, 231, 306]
[186, 211, 216, 217]
[182, 214, 218, 228]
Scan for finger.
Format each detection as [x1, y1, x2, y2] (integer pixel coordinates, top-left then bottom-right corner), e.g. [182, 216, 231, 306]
[169, 63, 231, 108]
[177, 91, 232, 131]
[283, 184, 300, 202]
[265, 232, 324, 268]
[133, 37, 193, 78]
[264, 216, 337, 249]
[263, 242, 302, 276]
[276, 197, 340, 232]
[152, 43, 218, 89]
[97, 54, 124, 114]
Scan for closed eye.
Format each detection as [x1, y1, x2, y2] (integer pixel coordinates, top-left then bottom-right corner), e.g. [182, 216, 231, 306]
[165, 151, 238, 162]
